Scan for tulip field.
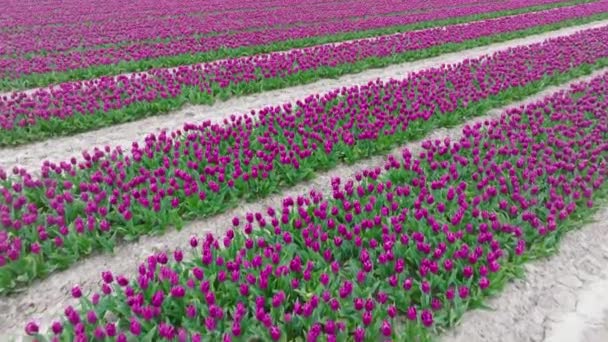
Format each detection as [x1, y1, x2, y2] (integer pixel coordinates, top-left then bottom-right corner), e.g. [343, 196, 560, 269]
[2, 0, 608, 341]
[0, 0, 598, 90]
[4, 0, 608, 146]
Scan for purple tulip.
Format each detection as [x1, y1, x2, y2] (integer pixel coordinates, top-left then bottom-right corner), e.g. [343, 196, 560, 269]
[269, 326, 281, 341]
[380, 320, 392, 337]
[25, 321, 39, 335]
[130, 318, 141, 336]
[71, 285, 82, 298]
[51, 321, 63, 335]
[421, 309, 434, 327]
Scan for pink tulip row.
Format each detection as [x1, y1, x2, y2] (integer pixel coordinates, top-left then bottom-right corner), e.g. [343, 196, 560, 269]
[3, 1, 608, 135]
[0, 0, 499, 53]
[1, 25, 607, 293]
[0, 0, 583, 77]
[1, 0, 483, 32]
[24, 70, 608, 341]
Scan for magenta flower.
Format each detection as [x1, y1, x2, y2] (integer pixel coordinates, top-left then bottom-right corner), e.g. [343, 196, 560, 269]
[364, 298, 375, 311]
[403, 278, 413, 290]
[353, 327, 365, 342]
[320, 273, 330, 286]
[459, 286, 470, 299]
[205, 316, 216, 331]
[270, 326, 281, 341]
[94, 326, 106, 339]
[71, 285, 82, 298]
[130, 318, 141, 336]
[421, 309, 434, 327]
[479, 276, 490, 289]
[362, 311, 372, 326]
[380, 320, 392, 337]
[86, 310, 97, 324]
[387, 305, 397, 318]
[407, 306, 417, 321]
[173, 249, 184, 262]
[421, 280, 431, 294]
[25, 321, 39, 335]
[239, 283, 249, 296]
[170, 285, 185, 298]
[353, 298, 364, 311]
[30, 242, 41, 254]
[51, 321, 63, 335]
[151, 290, 165, 306]
[105, 322, 116, 337]
[232, 322, 241, 337]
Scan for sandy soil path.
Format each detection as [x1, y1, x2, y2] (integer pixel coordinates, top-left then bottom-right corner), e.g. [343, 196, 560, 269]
[2, 19, 608, 173]
[2, 66, 606, 339]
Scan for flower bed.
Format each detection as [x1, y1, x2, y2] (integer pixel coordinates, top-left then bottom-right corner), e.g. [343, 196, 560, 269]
[1, 26, 608, 294]
[2, 0, 554, 55]
[2, 2, 608, 145]
[25, 70, 608, 341]
[0, 0, 587, 85]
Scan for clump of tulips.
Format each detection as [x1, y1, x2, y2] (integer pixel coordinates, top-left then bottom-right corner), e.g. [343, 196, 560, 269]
[24, 72, 608, 340]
